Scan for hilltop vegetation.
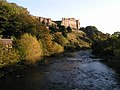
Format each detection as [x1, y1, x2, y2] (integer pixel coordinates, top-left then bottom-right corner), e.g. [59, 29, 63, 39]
[80, 26, 108, 43]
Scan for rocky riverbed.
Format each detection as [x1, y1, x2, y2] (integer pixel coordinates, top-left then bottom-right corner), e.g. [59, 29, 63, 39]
[0, 50, 120, 90]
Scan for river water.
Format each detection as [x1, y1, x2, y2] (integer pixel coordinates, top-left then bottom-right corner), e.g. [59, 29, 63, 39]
[0, 50, 120, 90]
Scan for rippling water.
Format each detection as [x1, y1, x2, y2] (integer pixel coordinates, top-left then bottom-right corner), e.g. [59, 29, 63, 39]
[0, 50, 120, 90]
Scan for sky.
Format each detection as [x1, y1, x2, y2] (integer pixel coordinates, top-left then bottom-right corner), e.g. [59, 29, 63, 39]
[7, 0, 120, 34]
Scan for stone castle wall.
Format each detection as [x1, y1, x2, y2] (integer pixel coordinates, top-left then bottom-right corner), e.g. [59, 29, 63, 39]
[61, 18, 80, 29]
[35, 16, 56, 26]
[35, 16, 52, 26]
[35, 16, 80, 30]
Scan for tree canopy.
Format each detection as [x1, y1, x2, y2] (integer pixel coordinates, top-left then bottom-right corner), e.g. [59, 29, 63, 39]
[80, 26, 108, 42]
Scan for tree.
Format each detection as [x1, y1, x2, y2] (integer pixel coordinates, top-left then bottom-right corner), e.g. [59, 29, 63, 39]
[111, 31, 120, 38]
[67, 26, 72, 33]
[79, 27, 85, 31]
[41, 32, 64, 56]
[49, 25, 58, 33]
[62, 31, 67, 37]
[18, 33, 43, 64]
[81, 26, 108, 42]
[53, 32, 68, 46]
[0, 41, 19, 68]
[0, 0, 42, 38]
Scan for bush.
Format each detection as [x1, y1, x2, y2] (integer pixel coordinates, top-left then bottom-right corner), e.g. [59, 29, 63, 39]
[18, 33, 43, 64]
[0, 42, 20, 68]
[40, 32, 64, 56]
[53, 32, 68, 46]
[62, 31, 67, 37]
[67, 26, 72, 33]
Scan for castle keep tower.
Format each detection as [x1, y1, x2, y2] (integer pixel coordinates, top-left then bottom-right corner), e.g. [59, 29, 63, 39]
[61, 18, 80, 30]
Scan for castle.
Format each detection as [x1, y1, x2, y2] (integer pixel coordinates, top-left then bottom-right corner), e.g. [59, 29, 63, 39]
[61, 18, 80, 30]
[35, 16, 56, 26]
[35, 16, 80, 30]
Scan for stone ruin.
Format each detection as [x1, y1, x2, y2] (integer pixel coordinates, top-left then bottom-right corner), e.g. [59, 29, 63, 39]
[35, 16, 56, 26]
[35, 16, 80, 30]
[61, 18, 80, 30]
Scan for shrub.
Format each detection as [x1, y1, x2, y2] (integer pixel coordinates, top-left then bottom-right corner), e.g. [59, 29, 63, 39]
[41, 33, 64, 56]
[53, 32, 68, 46]
[18, 33, 43, 64]
[0, 42, 20, 68]
[67, 26, 72, 33]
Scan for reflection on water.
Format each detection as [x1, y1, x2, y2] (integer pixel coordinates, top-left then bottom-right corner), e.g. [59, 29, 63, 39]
[0, 50, 120, 90]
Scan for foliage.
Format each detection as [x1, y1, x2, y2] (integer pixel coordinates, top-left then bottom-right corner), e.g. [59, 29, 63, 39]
[0, 0, 64, 62]
[92, 34, 120, 59]
[92, 33, 120, 73]
[41, 32, 64, 56]
[49, 25, 58, 33]
[80, 26, 108, 42]
[18, 33, 43, 63]
[51, 42, 64, 54]
[0, 0, 94, 67]
[53, 32, 68, 46]
[62, 31, 67, 37]
[92, 39, 114, 57]
[0, 0, 28, 37]
[67, 26, 72, 33]
[0, 0, 47, 39]
[111, 31, 120, 38]
[113, 36, 120, 58]
[53, 24, 68, 37]
[0, 42, 20, 68]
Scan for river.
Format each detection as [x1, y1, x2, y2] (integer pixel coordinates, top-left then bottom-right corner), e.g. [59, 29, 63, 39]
[0, 50, 120, 90]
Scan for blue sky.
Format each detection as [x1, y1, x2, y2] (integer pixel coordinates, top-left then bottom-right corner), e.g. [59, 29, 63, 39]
[7, 0, 120, 34]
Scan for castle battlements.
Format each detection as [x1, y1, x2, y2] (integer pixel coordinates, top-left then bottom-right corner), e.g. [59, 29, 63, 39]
[35, 16, 53, 26]
[35, 16, 80, 30]
[61, 18, 80, 30]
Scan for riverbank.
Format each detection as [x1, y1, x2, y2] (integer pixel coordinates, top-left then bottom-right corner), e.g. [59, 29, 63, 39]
[101, 57, 120, 74]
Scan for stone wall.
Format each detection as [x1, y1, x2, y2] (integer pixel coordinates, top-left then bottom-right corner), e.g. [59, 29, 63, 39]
[0, 39, 13, 48]
[35, 16, 56, 26]
[35, 16, 80, 30]
[61, 18, 80, 29]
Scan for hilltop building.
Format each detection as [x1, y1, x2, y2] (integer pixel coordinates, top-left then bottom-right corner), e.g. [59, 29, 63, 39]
[61, 18, 80, 30]
[35, 16, 80, 30]
[35, 16, 56, 26]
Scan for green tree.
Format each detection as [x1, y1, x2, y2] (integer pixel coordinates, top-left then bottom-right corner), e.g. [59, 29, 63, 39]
[41, 32, 64, 56]
[0, 0, 43, 38]
[111, 31, 120, 38]
[49, 25, 58, 33]
[0, 42, 19, 68]
[53, 32, 68, 46]
[67, 26, 72, 33]
[81, 26, 108, 42]
[62, 31, 67, 37]
[18, 33, 43, 64]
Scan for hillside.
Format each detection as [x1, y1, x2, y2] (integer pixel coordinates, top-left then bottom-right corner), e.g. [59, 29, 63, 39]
[0, 0, 91, 69]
